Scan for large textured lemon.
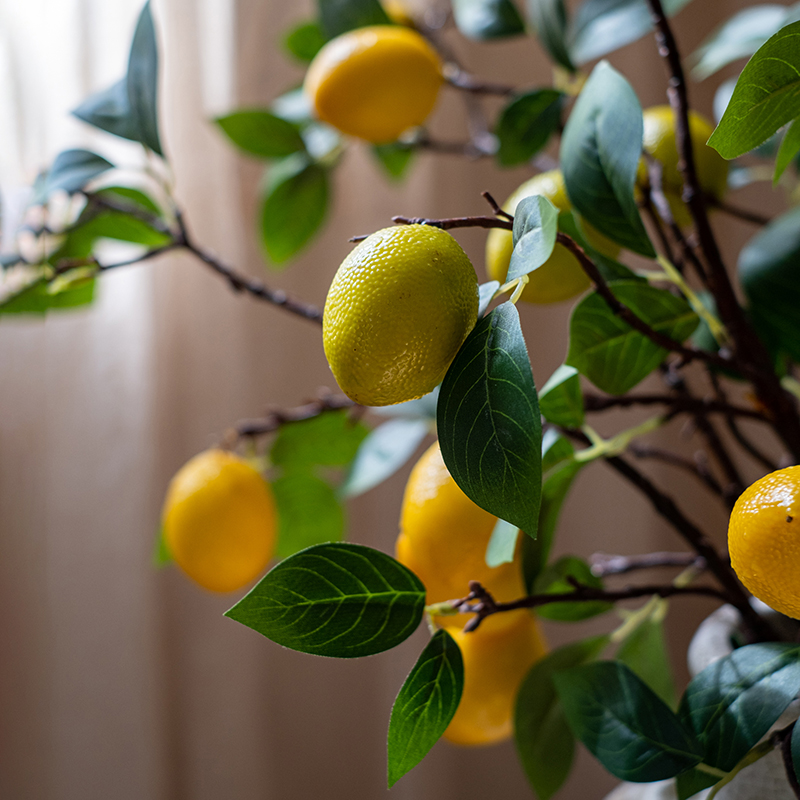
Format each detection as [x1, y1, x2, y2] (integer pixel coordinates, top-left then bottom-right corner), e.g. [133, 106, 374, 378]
[640, 105, 729, 228]
[395, 441, 527, 632]
[162, 449, 277, 593]
[304, 25, 442, 143]
[485, 170, 619, 304]
[323, 225, 478, 407]
[729, 466, 800, 619]
[444, 611, 548, 746]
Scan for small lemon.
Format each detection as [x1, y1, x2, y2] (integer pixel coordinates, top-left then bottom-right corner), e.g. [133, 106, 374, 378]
[729, 466, 800, 619]
[162, 449, 277, 593]
[323, 225, 478, 407]
[485, 170, 619, 304]
[304, 25, 442, 143]
[639, 105, 729, 228]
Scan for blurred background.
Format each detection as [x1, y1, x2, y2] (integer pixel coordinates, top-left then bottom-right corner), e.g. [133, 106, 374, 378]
[0, 0, 792, 797]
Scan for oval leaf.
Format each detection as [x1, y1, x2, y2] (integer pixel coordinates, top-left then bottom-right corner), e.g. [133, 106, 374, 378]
[437, 302, 542, 536]
[127, 1, 162, 155]
[270, 409, 368, 468]
[539, 364, 584, 428]
[387, 629, 464, 787]
[46, 149, 115, 196]
[452, 0, 525, 40]
[225, 543, 426, 657]
[216, 110, 306, 159]
[495, 90, 563, 167]
[526, 0, 574, 71]
[508, 195, 560, 282]
[485, 518, 520, 567]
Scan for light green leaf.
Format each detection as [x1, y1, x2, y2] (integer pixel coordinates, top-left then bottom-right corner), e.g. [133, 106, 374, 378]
[775, 118, 800, 182]
[495, 90, 563, 167]
[283, 20, 328, 62]
[508, 195, 559, 282]
[485, 518, 520, 567]
[270, 409, 368, 468]
[0, 274, 96, 316]
[216, 110, 306, 159]
[539, 364, 584, 428]
[371, 142, 415, 181]
[478, 280, 500, 317]
[526, 0, 574, 72]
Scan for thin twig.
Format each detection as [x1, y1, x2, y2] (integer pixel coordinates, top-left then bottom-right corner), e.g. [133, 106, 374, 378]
[590, 550, 704, 577]
[711, 198, 772, 227]
[392, 214, 512, 231]
[442, 65, 516, 96]
[629, 442, 724, 497]
[583, 392, 768, 421]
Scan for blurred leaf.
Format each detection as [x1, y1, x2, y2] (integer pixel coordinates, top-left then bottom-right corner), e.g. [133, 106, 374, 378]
[284, 20, 328, 62]
[372, 142, 415, 180]
[539, 364, 584, 428]
[534, 556, 611, 621]
[317, 0, 391, 37]
[508, 195, 559, 282]
[485, 519, 520, 567]
[527, 0, 574, 72]
[452, 0, 525, 40]
[495, 90, 563, 167]
[709, 21, 800, 159]
[261, 154, 329, 265]
[225, 542, 425, 657]
[560, 61, 654, 257]
[216, 110, 306, 159]
[153, 525, 172, 567]
[270, 409, 368, 468]
[437, 303, 542, 536]
[45, 149, 115, 196]
[0, 275, 96, 316]
[96, 185, 163, 216]
[387, 629, 464, 786]
[791, 722, 800, 788]
[273, 472, 344, 558]
[373, 386, 440, 420]
[775, 118, 800, 183]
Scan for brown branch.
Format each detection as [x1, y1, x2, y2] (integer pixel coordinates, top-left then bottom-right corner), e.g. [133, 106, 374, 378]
[590, 551, 704, 578]
[711, 198, 772, 227]
[230, 393, 357, 439]
[413, 133, 493, 159]
[583, 391, 768, 421]
[392, 214, 512, 231]
[443, 65, 516, 96]
[629, 442, 724, 497]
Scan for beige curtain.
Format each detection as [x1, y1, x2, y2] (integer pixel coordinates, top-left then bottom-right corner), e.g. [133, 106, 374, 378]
[0, 0, 781, 798]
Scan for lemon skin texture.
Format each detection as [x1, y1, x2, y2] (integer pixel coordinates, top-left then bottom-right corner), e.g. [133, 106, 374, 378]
[162, 449, 277, 593]
[395, 441, 527, 633]
[729, 466, 800, 619]
[485, 170, 619, 304]
[304, 25, 442, 143]
[323, 225, 478, 407]
[444, 611, 548, 746]
[640, 105, 729, 228]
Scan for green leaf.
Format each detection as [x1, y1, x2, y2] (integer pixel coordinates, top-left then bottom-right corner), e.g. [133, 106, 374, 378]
[261, 154, 329, 265]
[270, 409, 368, 468]
[96, 185, 163, 216]
[387, 629, 464, 787]
[272, 473, 344, 559]
[216, 110, 306, 159]
[678, 642, 800, 772]
[556, 661, 703, 782]
[437, 302, 542, 536]
[775, 118, 800, 182]
[452, 0, 525, 40]
[317, 0, 391, 38]
[508, 195, 559, 282]
[791, 721, 800, 788]
[676, 768, 720, 800]
[709, 21, 800, 159]
[371, 142, 415, 181]
[45, 149, 115, 195]
[73, 80, 136, 144]
[341, 418, 429, 498]
[739, 206, 800, 363]
[560, 61, 654, 257]
[283, 20, 328, 62]
[539, 364, 584, 428]
[495, 90, 563, 167]
[485, 518, 520, 567]
[225, 542, 425, 657]
[0, 274, 96, 316]
[566, 281, 698, 394]
[153, 525, 172, 567]
[568, 0, 693, 64]
[526, 0, 574, 72]
[478, 280, 500, 317]
[515, 635, 610, 800]
[63, 208, 170, 251]
[534, 556, 611, 621]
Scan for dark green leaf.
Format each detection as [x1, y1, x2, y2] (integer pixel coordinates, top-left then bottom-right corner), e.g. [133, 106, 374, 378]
[541, 427, 574, 473]
[96, 185, 163, 216]
[371, 142, 415, 180]
[485, 519, 519, 567]
[216, 110, 306, 159]
[556, 661, 703, 781]
[676, 768, 719, 800]
[709, 21, 800, 159]
[495, 90, 562, 167]
[284, 20, 328, 62]
[0, 274, 96, 316]
[678, 642, 800, 772]
[261, 154, 329, 264]
[566, 281, 698, 394]
[791, 721, 800, 788]
[437, 303, 542, 536]
[270, 409, 368, 468]
[526, 0, 574, 72]
[153, 525, 172, 567]
[539, 364, 584, 427]
[534, 556, 611, 621]
[452, 0, 524, 40]
[317, 0, 391, 37]
[560, 61, 654, 257]
[775, 118, 800, 183]
[342, 418, 429, 498]
[73, 80, 137, 143]
[127, 1, 162, 155]
[515, 635, 610, 800]
[273, 473, 344, 559]
[387, 629, 464, 786]
[225, 542, 425, 657]
[508, 195, 559, 282]
[46, 149, 115, 195]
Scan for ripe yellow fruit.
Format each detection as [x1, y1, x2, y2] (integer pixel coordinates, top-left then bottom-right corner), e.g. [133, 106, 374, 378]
[485, 170, 619, 304]
[323, 225, 478, 407]
[729, 466, 800, 619]
[640, 105, 729, 228]
[395, 441, 527, 632]
[304, 25, 442, 143]
[444, 611, 548, 746]
[162, 449, 277, 593]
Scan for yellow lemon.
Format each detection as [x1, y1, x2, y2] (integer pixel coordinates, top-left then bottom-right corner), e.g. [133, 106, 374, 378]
[639, 105, 729, 228]
[395, 441, 527, 632]
[304, 25, 442, 143]
[729, 466, 800, 619]
[162, 449, 277, 593]
[444, 611, 548, 746]
[323, 225, 478, 407]
[485, 170, 619, 304]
